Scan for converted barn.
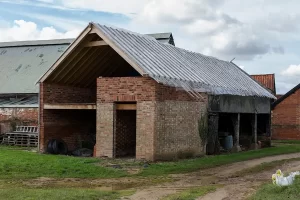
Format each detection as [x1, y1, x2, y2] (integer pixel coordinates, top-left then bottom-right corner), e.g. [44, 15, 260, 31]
[0, 34, 174, 136]
[272, 83, 300, 140]
[38, 23, 275, 161]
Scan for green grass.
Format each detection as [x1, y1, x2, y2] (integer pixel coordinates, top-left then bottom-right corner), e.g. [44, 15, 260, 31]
[273, 140, 300, 145]
[0, 146, 126, 179]
[161, 186, 218, 200]
[250, 176, 300, 200]
[0, 180, 135, 200]
[1, 143, 300, 180]
[139, 144, 300, 176]
[0, 188, 134, 200]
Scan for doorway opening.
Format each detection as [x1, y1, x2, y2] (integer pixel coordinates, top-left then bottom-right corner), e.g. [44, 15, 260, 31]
[114, 104, 137, 158]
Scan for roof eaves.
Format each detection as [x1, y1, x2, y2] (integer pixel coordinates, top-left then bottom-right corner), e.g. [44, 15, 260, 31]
[37, 24, 93, 83]
[272, 83, 300, 108]
[231, 62, 276, 99]
[0, 39, 74, 48]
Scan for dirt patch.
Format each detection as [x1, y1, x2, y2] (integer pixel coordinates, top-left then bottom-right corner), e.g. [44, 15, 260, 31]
[22, 176, 172, 191]
[126, 153, 300, 200]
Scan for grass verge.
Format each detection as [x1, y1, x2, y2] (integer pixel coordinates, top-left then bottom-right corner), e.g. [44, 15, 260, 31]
[0, 188, 134, 200]
[1, 143, 300, 179]
[0, 146, 126, 179]
[0, 180, 135, 200]
[161, 186, 218, 200]
[272, 140, 300, 145]
[250, 176, 300, 200]
[139, 144, 300, 177]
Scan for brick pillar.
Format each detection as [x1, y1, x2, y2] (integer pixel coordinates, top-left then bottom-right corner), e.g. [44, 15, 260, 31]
[136, 101, 156, 161]
[96, 103, 115, 158]
[39, 83, 45, 152]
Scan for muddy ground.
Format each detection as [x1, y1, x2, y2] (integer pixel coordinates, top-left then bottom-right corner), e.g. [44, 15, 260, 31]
[21, 152, 300, 200]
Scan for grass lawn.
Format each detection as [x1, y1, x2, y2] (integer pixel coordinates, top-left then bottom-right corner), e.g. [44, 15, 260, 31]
[0, 188, 134, 200]
[250, 176, 300, 200]
[272, 140, 300, 145]
[1, 143, 300, 179]
[139, 144, 300, 176]
[161, 186, 218, 200]
[0, 146, 126, 179]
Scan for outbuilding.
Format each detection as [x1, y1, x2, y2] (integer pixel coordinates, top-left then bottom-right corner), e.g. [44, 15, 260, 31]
[0, 39, 72, 134]
[38, 23, 275, 160]
[272, 83, 300, 140]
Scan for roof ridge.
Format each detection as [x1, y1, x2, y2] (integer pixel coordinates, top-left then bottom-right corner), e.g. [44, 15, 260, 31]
[251, 73, 275, 76]
[0, 38, 74, 48]
[272, 83, 300, 108]
[96, 23, 233, 65]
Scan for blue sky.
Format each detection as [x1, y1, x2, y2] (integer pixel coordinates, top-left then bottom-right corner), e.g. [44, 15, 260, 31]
[0, 0, 300, 94]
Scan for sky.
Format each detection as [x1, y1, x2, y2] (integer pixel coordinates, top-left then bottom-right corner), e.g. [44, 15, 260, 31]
[0, 0, 300, 94]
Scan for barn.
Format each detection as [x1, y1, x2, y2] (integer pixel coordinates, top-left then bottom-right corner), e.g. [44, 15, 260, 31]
[38, 23, 275, 161]
[272, 83, 300, 140]
[0, 39, 72, 134]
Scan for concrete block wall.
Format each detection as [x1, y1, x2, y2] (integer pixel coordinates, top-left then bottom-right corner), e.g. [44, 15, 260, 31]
[0, 107, 38, 134]
[97, 77, 207, 161]
[272, 89, 300, 139]
[39, 83, 96, 152]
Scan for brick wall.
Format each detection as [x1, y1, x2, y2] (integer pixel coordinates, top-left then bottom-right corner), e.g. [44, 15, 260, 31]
[39, 83, 96, 152]
[96, 77, 207, 161]
[42, 83, 96, 104]
[272, 89, 300, 139]
[154, 101, 206, 160]
[0, 107, 38, 134]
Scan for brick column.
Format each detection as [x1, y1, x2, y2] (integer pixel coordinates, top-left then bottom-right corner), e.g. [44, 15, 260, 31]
[136, 101, 156, 161]
[96, 103, 115, 158]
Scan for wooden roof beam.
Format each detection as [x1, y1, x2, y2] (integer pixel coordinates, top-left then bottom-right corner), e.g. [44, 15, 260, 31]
[85, 40, 107, 47]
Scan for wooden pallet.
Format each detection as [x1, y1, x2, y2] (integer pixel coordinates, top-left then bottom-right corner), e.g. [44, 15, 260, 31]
[1, 126, 38, 147]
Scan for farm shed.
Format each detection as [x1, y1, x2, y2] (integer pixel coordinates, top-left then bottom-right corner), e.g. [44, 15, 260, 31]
[38, 23, 275, 161]
[0, 39, 72, 134]
[272, 83, 300, 140]
[0, 34, 175, 135]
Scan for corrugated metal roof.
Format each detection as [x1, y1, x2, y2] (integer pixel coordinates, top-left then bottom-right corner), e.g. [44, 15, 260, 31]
[95, 24, 275, 99]
[251, 74, 276, 94]
[0, 34, 174, 94]
[0, 39, 73, 48]
[0, 95, 38, 108]
[0, 40, 71, 93]
[146, 33, 175, 46]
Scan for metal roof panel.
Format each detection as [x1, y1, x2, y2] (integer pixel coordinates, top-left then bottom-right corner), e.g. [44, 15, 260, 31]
[95, 23, 275, 98]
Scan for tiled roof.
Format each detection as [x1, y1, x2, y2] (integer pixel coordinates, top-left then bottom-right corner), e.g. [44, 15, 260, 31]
[251, 74, 276, 94]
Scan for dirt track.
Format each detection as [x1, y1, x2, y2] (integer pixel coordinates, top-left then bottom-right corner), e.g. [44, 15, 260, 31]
[126, 152, 300, 200]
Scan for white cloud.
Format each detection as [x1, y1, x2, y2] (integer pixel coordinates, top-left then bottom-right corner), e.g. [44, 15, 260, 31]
[0, 20, 80, 42]
[239, 65, 245, 70]
[61, 0, 147, 16]
[281, 64, 300, 76]
[132, 0, 275, 61]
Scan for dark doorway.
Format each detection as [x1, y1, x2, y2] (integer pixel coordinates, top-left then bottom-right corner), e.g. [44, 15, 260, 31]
[115, 109, 136, 158]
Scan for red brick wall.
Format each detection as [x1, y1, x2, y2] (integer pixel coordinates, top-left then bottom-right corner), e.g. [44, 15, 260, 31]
[96, 77, 207, 161]
[97, 77, 196, 103]
[42, 83, 96, 104]
[39, 83, 96, 152]
[272, 89, 300, 139]
[0, 108, 38, 134]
